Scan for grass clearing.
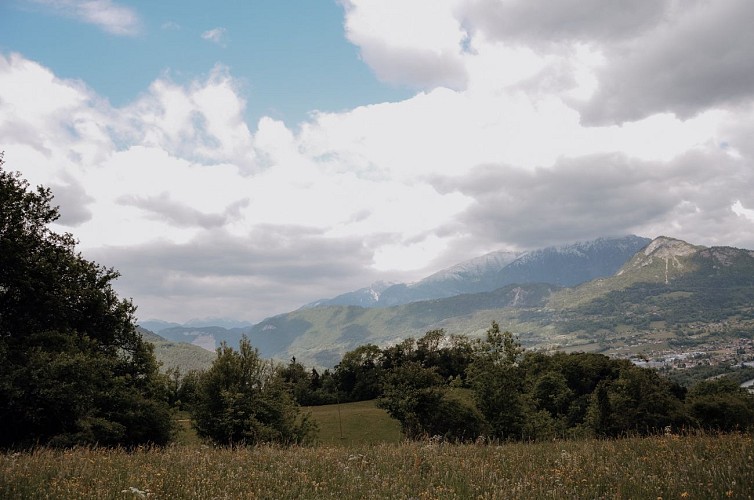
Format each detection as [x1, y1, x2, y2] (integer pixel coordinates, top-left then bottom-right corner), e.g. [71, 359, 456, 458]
[1, 433, 752, 499]
[307, 400, 402, 446]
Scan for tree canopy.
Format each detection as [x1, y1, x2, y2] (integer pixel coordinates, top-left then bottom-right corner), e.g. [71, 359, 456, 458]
[0, 156, 172, 448]
[191, 337, 316, 445]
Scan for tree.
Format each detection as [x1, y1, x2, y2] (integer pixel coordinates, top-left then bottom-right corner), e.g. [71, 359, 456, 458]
[279, 357, 336, 406]
[587, 362, 686, 437]
[191, 337, 316, 445]
[466, 322, 528, 440]
[0, 157, 173, 448]
[335, 343, 383, 401]
[378, 361, 485, 441]
[686, 378, 754, 432]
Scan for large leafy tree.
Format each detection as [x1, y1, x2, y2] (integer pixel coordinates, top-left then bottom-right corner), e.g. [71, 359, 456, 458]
[0, 156, 173, 448]
[335, 343, 383, 401]
[191, 337, 316, 445]
[378, 361, 486, 441]
[467, 321, 528, 440]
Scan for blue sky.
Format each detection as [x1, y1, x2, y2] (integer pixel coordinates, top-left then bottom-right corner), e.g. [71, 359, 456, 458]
[0, 0, 410, 125]
[1, 0, 754, 323]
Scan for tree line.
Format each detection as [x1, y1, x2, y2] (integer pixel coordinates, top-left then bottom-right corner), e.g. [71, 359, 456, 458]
[2, 158, 753, 449]
[249, 323, 754, 442]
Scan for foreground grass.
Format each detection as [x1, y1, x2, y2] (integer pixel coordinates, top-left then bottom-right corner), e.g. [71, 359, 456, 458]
[2, 434, 753, 499]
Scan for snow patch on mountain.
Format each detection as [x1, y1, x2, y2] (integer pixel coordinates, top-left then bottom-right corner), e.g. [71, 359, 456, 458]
[419, 250, 523, 284]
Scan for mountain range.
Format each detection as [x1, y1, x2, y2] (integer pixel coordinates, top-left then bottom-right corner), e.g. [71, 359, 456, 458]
[303, 235, 650, 308]
[259, 235, 754, 367]
[139, 233, 750, 369]
[141, 235, 649, 355]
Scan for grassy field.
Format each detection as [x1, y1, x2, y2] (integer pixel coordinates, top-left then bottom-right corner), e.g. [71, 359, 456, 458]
[1, 433, 752, 499]
[172, 401, 401, 446]
[307, 400, 402, 446]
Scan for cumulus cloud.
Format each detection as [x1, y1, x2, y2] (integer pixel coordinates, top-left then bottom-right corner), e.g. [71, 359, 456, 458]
[430, 148, 754, 250]
[26, 0, 141, 35]
[124, 65, 256, 171]
[341, 0, 468, 89]
[342, 0, 754, 124]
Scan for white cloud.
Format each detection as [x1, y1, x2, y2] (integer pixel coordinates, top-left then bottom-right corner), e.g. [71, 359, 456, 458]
[341, 0, 468, 88]
[26, 0, 141, 35]
[201, 27, 228, 47]
[124, 65, 256, 171]
[732, 201, 754, 222]
[3, 0, 754, 322]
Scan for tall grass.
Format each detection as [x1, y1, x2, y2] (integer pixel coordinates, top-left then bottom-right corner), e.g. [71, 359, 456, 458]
[2, 433, 752, 499]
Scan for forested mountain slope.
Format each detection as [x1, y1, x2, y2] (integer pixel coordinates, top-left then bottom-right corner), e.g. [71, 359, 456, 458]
[247, 237, 754, 368]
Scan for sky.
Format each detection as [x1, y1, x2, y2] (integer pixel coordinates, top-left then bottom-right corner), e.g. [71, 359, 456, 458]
[1, 0, 754, 325]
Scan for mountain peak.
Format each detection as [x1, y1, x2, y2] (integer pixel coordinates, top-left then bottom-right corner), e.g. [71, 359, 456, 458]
[617, 236, 703, 281]
[642, 236, 700, 258]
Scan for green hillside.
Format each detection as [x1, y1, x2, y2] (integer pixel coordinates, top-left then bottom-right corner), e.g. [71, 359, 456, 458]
[137, 327, 216, 372]
[545, 239, 754, 352]
[246, 237, 754, 367]
[248, 283, 557, 366]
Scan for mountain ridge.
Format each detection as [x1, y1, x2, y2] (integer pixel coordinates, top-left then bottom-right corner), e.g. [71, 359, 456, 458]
[245, 235, 754, 367]
[306, 235, 649, 308]
[142, 235, 754, 371]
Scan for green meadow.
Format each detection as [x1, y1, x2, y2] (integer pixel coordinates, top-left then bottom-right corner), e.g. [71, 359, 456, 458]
[307, 400, 402, 446]
[2, 402, 753, 499]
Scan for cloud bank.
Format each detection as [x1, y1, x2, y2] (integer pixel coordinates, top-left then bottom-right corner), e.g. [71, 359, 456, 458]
[2, 0, 754, 322]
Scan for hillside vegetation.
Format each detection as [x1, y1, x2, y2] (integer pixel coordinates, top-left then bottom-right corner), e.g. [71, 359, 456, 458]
[138, 327, 216, 372]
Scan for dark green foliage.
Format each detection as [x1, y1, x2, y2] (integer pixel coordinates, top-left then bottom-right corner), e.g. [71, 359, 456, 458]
[191, 337, 317, 445]
[334, 344, 383, 401]
[378, 362, 485, 441]
[279, 358, 337, 406]
[258, 318, 754, 442]
[466, 322, 529, 440]
[664, 364, 754, 387]
[587, 362, 687, 437]
[0, 159, 173, 448]
[686, 378, 754, 432]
